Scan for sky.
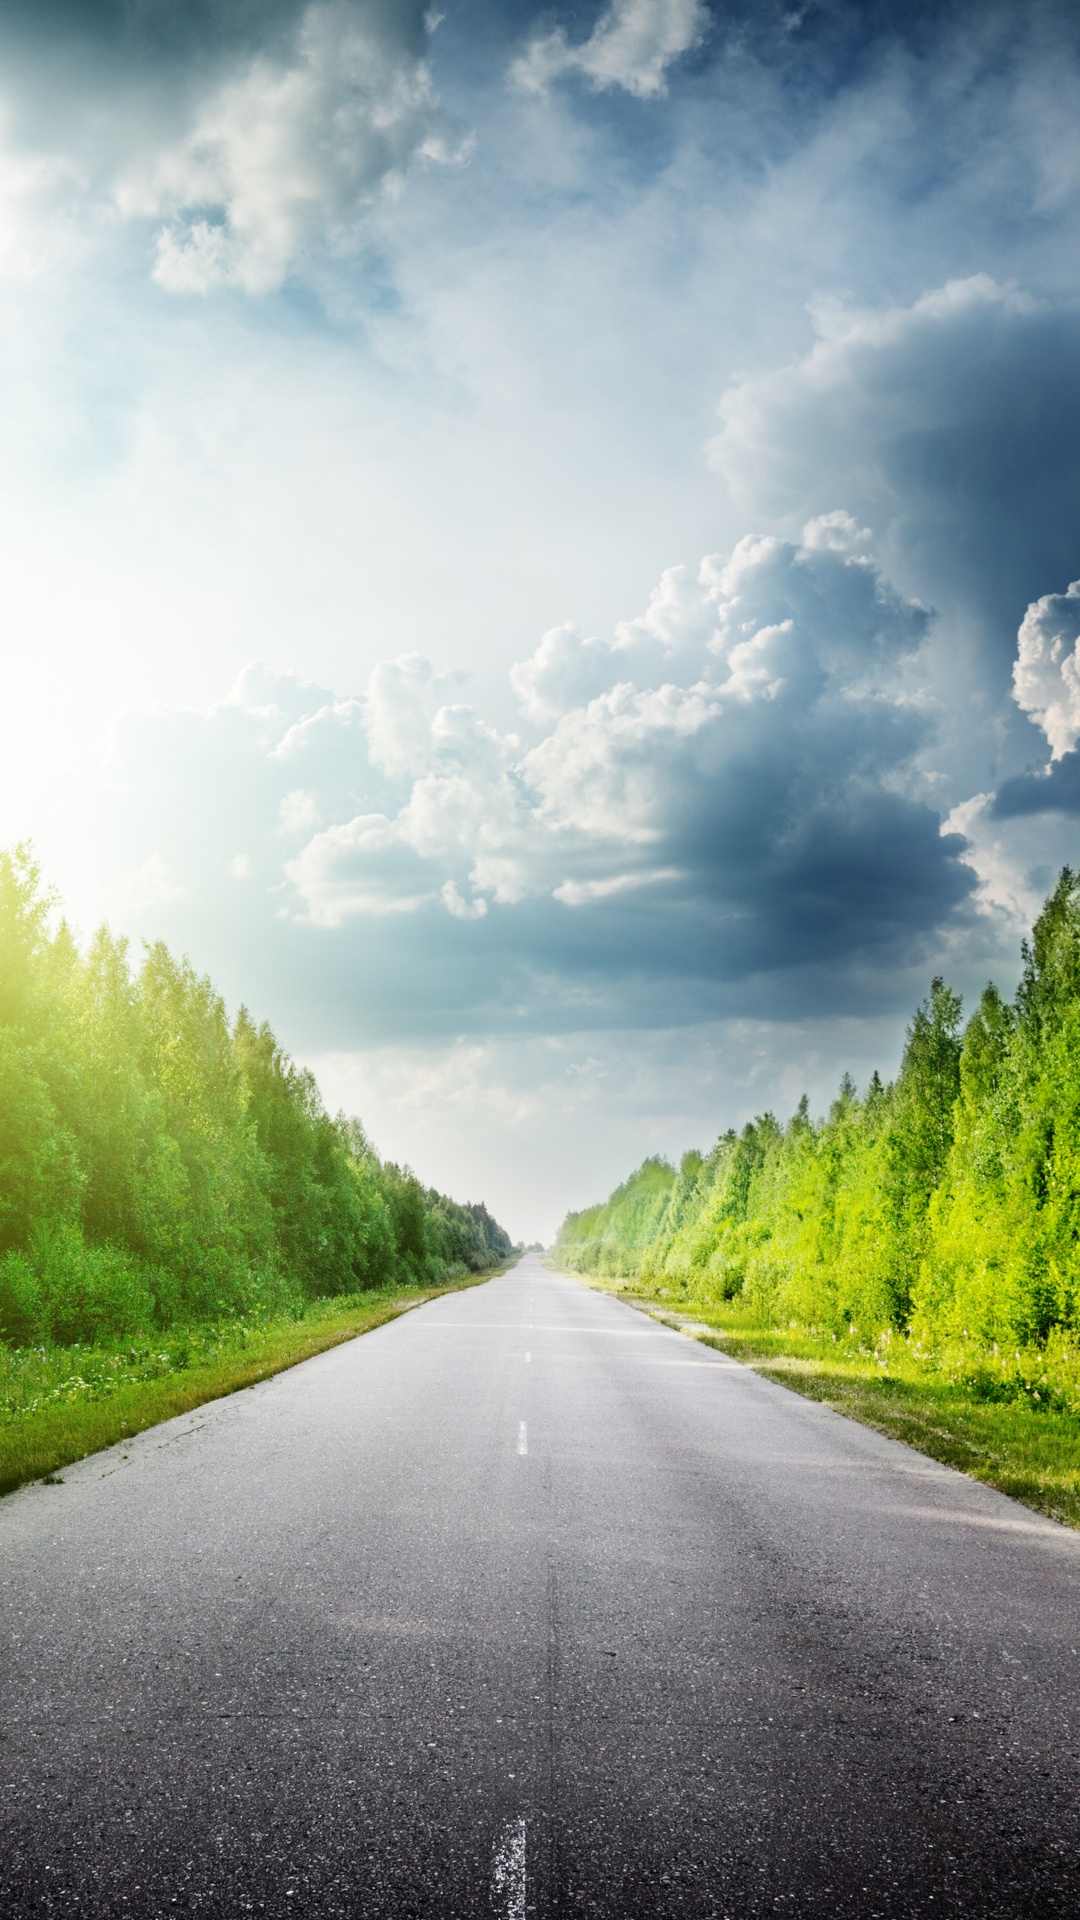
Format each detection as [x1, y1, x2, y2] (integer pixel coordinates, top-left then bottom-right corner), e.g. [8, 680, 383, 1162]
[1, 0, 1080, 1242]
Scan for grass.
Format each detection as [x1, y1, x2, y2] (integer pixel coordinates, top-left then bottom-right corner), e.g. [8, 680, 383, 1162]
[0, 1266, 507, 1498]
[574, 1272, 1080, 1530]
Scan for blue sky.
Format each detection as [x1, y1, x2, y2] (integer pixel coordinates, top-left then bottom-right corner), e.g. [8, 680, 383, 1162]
[1, 0, 1079, 1238]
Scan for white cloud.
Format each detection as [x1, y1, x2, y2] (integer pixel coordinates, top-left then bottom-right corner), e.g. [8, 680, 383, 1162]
[52, 531, 976, 1051]
[552, 866, 682, 904]
[441, 878, 489, 920]
[0, 143, 78, 281]
[362, 653, 469, 779]
[250, 518, 953, 953]
[709, 275, 1036, 517]
[510, 0, 706, 100]
[1012, 579, 1080, 758]
[801, 510, 873, 556]
[284, 811, 433, 924]
[939, 793, 1036, 927]
[278, 788, 322, 834]
[115, 1, 448, 293]
[510, 623, 617, 724]
[938, 789, 1077, 964]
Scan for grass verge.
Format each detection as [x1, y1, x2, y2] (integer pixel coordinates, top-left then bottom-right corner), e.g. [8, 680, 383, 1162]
[573, 1273, 1080, 1530]
[1, 1266, 509, 1498]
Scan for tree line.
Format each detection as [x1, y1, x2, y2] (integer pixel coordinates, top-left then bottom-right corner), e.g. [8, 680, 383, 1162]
[0, 846, 515, 1348]
[557, 868, 1080, 1356]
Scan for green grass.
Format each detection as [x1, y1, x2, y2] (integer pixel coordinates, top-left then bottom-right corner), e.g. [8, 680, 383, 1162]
[0, 1267, 507, 1498]
[576, 1273, 1080, 1530]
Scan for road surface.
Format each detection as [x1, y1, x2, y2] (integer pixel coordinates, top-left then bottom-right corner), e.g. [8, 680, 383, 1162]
[3, 1254, 1080, 1917]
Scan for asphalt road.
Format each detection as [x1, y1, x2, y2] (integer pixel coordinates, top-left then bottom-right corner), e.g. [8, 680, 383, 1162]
[3, 1254, 1080, 1918]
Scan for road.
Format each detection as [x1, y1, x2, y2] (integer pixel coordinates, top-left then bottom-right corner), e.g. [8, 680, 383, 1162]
[3, 1254, 1080, 1917]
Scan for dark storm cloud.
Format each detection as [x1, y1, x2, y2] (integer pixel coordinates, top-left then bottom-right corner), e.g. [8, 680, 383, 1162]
[993, 756, 1080, 818]
[0, 0, 426, 62]
[712, 280, 1080, 690]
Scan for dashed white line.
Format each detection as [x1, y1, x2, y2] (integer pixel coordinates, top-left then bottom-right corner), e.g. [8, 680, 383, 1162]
[517, 1421, 528, 1456]
[492, 1815, 526, 1920]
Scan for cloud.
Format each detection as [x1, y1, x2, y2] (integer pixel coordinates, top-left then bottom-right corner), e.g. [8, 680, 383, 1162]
[285, 521, 944, 940]
[65, 522, 977, 1050]
[709, 276, 1080, 688]
[116, 2, 448, 293]
[985, 579, 1080, 817]
[510, 0, 706, 99]
[278, 788, 321, 835]
[0, 146, 77, 279]
[552, 867, 682, 905]
[0, 0, 447, 293]
[993, 753, 1080, 818]
[362, 653, 477, 780]
[1011, 578, 1080, 759]
[285, 811, 435, 923]
[915, 575, 1080, 933]
[510, 624, 618, 725]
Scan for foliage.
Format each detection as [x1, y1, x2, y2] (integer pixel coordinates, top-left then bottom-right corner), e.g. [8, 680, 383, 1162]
[557, 1156, 677, 1277]
[556, 868, 1080, 1368]
[0, 845, 515, 1350]
[0, 1271, 499, 1498]
[584, 1281, 1080, 1529]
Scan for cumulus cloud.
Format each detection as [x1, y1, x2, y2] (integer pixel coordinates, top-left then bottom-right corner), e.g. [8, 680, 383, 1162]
[1011, 579, 1080, 759]
[985, 580, 1080, 819]
[76, 522, 976, 1047]
[921, 578, 1080, 929]
[510, 0, 706, 99]
[115, 1, 447, 293]
[709, 276, 1080, 685]
[510, 624, 618, 724]
[285, 521, 941, 934]
[941, 791, 1055, 932]
[0, 145, 77, 279]
[0, 0, 446, 292]
[992, 752, 1080, 818]
[713, 275, 1033, 511]
[278, 788, 322, 834]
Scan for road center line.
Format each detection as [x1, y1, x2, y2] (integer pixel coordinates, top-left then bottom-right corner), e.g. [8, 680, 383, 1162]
[517, 1421, 528, 1456]
[492, 1815, 526, 1920]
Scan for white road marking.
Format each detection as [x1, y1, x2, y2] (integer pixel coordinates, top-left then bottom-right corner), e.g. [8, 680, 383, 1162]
[492, 1815, 526, 1920]
[517, 1421, 528, 1456]
[525, 1351, 531, 1363]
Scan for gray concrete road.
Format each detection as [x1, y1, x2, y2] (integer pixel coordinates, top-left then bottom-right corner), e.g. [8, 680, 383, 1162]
[3, 1254, 1080, 1918]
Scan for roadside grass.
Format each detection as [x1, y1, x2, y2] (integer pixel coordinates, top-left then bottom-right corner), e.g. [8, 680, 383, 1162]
[573, 1272, 1080, 1530]
[0, 1266, 509, 1498]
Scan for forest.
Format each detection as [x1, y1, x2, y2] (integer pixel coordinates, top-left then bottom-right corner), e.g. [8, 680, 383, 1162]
[0, 844, 515, 1350]
[557, 867, 1080, 1379]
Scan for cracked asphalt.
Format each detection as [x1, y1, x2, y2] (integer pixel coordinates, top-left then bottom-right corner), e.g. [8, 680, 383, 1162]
[3, 1253, 1080, 1917]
